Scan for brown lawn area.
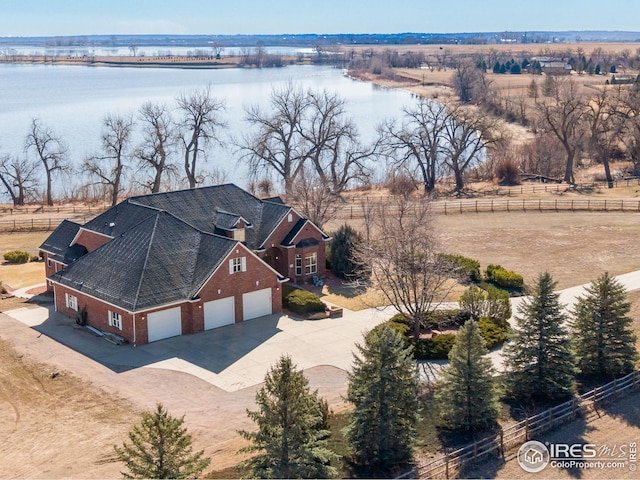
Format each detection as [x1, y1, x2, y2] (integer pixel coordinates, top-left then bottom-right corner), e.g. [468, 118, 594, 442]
[464, 390, 640, 479]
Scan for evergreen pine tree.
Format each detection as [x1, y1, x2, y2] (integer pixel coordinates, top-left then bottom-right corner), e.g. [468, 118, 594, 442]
[572, 272, 638, 377]
[503, 272, 576, 403]
[345, 325, 420, 470]
[114, 403, 211, 479]
[329, 224, 363, 279]
[239, 355, 338, 479]
[437, 320, 499, 431]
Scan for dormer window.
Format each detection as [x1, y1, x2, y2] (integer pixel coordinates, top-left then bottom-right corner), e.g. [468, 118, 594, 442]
[234, 228, 245, 242]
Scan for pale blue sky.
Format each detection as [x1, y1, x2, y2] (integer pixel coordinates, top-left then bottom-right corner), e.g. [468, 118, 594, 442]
[2, 0, 639, 37]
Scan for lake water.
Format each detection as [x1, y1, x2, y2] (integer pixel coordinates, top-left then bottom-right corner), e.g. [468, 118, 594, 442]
[0, 64, 414, 197]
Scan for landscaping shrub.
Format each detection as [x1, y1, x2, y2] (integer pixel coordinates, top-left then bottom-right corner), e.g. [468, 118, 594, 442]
[3, 250, 30, 264]
[485, 264, 524, 290]
[478, 317, 510, 350]
[30, 255, 40, 262]
[328, 224, 363, 280]
[440, 254, 481, 283]
[284, 289, 326, 315]
[411, 334, 457, 360]
[426, 309, 471, 327]
[373, 314, 412, 342]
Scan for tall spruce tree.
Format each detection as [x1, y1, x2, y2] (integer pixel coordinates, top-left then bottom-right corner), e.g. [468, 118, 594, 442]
[437, 320, 499, 431]
[572, 272, 638, 377]
[345, 325, 419, 470]
[114, 403, 210, 479]
[239, 355, 338, 479]
[503, 272, 576, 402]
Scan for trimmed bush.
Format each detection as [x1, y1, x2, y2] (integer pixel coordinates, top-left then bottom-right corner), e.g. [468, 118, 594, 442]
[426, 309, 471, 327]
[478, 317, 510, 350]
[3, 250, 30, 264]
[374, 314, 412, 342]
[30, 255, 40, 262]
[441, 254, 481, 283]
[485, 264, 524, 289]
[411, 334, 457, 360]
[284, 289, 326, 315]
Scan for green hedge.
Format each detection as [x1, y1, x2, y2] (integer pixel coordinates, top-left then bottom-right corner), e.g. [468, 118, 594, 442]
[3, 250, 30, 264]
[485, 264, 524, 289]
[410, 334, 457, 360]
[441, 253, 481, 282]
[478, 317, 510, 350]
[284, 289, 327, 315]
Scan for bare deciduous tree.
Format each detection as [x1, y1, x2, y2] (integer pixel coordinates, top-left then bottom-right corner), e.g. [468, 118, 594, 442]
[441, 107, 503, 191]
[83, 114, 135, 206]
[135, 102, 177, 193]
[354, 196, 457, 338]
[287, 169, 341, 230]
[452, 59, 489, 104]
[379, 99, 450, 193]
[0, 154, 39, 206]
[584, 87, 624, 187]
[240, 82, 308, 196]
[25, 118, 69, 206]
[303, 89, 378, 193]
[536, 78, 586, 183]
[176, 85, 226, 188]
[618, 85, 640, 177]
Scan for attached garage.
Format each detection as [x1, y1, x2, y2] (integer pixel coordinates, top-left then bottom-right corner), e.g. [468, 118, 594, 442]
[242, 288, 273, 321]
[147, 306, 182, 342]
[204, 296, 235, 330]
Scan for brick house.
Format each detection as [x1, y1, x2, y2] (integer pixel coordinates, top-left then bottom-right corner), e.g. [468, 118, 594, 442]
[40, 184, 330, 344]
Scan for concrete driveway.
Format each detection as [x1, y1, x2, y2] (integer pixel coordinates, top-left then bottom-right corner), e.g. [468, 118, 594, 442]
[5, 269, 640, 391]
[4, 302, 394, 392]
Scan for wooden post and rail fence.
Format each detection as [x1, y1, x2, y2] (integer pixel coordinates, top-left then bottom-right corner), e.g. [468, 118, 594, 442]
[396, 370, 640, 479]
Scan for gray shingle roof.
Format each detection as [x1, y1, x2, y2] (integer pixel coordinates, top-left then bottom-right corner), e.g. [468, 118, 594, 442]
[50, 212, 236, 312]
[126, 184, 290, 249]
[39, 220, 83, 263]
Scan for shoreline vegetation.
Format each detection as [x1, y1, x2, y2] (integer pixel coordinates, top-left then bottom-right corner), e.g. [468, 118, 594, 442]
[0, 53, 294, 68]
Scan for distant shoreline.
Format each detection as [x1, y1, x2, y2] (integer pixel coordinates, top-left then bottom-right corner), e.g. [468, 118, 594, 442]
[0, 54, 304, 69]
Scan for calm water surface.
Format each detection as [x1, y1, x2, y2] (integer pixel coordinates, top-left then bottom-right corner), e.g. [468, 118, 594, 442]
[0, 64, 413, 192]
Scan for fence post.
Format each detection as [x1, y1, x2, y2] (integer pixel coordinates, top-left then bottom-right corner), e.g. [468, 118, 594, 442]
[475, 200, 478, 214]
[549, 407, 553, 428]
[507, 200, 509, 212]
[555, 199, 558, 211]
[500, 430, 504, 458]
[539, 199, 541, 212]
[525, 417, 529, 440]
[571, 200, 574, 212]
[491, 200, 494, 213]
[459, 202, 462, 214]
[474, 441, 478, 459]
[588, 200, 590, 211]
[604, 200, 607, 212]
[614, 378, 618, 400]
[572, 398, 577, 417]
[445, 453, 449, 479]
[444, 202, 447, 215]
[523, 199, 525, 212]
[48, 218, 51, 230]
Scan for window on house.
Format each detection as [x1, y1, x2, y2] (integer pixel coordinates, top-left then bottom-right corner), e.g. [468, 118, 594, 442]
[288, 213, 293, 223]
[47, 258, 51, 268]
[65, 293, 78, 312]
[229, 257, 247, 274]
[295, 254, 302, 276]
[108, 310, 122, 330]
[305, 252, 317, 275]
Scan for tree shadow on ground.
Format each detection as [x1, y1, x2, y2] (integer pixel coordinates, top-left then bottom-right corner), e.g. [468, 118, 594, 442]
[599, 388, 640, 428]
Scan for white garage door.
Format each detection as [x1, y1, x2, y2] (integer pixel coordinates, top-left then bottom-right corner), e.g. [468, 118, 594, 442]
[204, 296, 235, 330]
[242, 288, 272, 321]
[147, 307, 182, 342]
